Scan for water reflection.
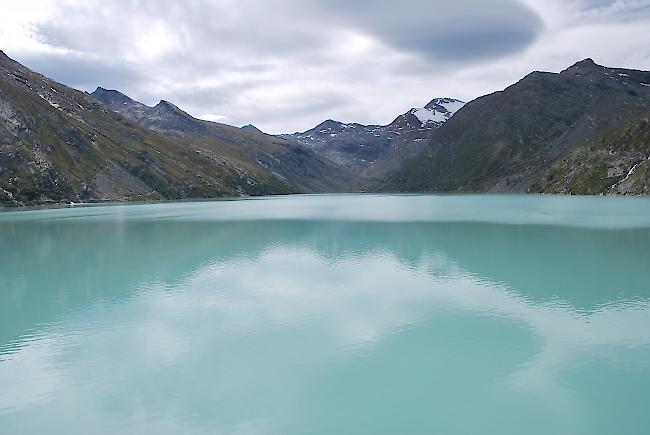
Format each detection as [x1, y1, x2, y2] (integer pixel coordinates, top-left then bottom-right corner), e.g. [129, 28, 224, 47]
[1, 196, 650, 434]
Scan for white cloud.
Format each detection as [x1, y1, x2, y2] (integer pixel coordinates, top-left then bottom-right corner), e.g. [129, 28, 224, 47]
[199, 113, 229, 123]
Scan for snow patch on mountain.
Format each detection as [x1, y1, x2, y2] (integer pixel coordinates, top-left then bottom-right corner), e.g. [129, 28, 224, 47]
[411, 108, 447, 124]
[410, 98, 465, 126]
[435, 99, 466, 114]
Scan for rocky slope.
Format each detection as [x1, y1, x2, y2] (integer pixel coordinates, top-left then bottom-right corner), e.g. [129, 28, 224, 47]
[91, 87, 352, 193]
[91, 87, 218, 137]
[0, 51, 347, 206]
[282, 98, 464, 186]
[385, 59, 650, 194]
[533, 112, 650, 195]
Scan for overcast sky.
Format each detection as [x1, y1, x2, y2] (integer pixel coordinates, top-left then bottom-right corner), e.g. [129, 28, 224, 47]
[2, 0, 650, 133]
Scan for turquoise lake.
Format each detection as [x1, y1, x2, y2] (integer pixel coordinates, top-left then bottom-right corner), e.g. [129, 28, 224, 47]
[1, 194, 650, 434]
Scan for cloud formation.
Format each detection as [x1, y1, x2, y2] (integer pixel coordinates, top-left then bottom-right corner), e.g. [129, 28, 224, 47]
[314, 0, 543, 61]
[1, 0, 650, 132]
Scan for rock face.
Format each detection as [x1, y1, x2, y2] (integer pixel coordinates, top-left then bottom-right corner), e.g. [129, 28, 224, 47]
[534, 113, 650, 195]
[91, 87, 212, 136]
[0, 51, 349, 206]
[281, 98, 464, 186]
[385, 59, 650, 194]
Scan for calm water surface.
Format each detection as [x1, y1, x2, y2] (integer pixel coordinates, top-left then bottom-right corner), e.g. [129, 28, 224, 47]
[1, 194, 650, 434]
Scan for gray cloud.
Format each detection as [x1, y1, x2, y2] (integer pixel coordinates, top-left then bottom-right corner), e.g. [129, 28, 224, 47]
[26, 0, 545, 75]
[311, 0, 543, 62]
[17, 51, 147, 92]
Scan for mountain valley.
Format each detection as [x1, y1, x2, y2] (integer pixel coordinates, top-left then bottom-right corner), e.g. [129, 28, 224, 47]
[2, 51, 650, 206]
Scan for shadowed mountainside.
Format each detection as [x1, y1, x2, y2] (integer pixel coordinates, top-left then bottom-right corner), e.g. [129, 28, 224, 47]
[91, 87, 353, 194]
[384, 59, 650, 195]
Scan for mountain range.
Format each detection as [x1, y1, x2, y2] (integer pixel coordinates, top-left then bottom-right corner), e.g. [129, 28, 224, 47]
[281, 98, 464, 188]
[89, 87, 352, 193]
[385, 59, 650, 194]
[0, 49, 351, 206]
[1, 50, 650, 206]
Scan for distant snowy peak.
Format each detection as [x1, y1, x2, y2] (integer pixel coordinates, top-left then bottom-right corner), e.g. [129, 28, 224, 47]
[279, 96, 465, 178]
[410, 98, 465, 126]
[425, 97, 466, 113]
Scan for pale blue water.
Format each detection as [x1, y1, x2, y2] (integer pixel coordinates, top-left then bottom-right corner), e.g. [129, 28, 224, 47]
[1, 194, 650, 434]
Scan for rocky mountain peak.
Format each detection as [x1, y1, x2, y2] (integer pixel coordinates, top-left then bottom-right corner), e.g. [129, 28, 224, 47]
[0, 50, 19, 68]
[155, 100, 180, 110]
[575, 58, 598, 67]
[92, 87, 134, 104]
[282, 96, 465, 182]
[562, 58, 602, 75]
[424, 97, 464, 111]
[241, 124, 263, 134]
[312, 119, 344, 131]
[410, 98, 465, 126]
